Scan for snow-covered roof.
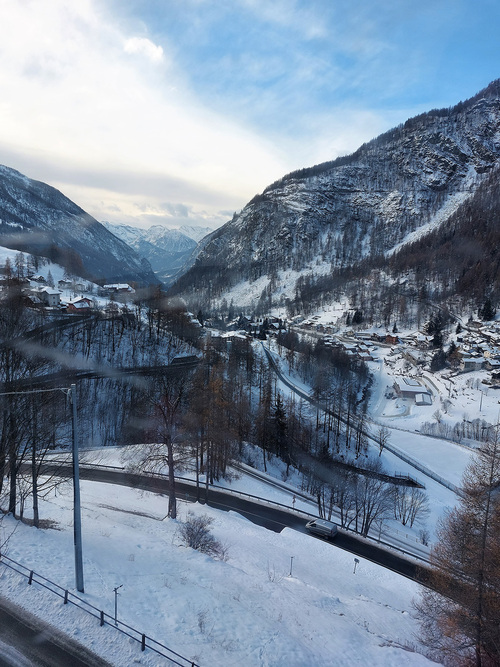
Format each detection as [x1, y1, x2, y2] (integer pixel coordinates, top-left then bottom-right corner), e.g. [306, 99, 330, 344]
[69, 296, 91, 303]
[68, 300, 91, 309]
[415, 393, 432, 406]
[400, 376, 421, 387]
[103, 283, 134, 292]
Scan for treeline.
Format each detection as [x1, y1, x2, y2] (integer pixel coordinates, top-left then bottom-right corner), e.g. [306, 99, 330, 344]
[0, 282, 201, 523]
[0, 281, 70, 524]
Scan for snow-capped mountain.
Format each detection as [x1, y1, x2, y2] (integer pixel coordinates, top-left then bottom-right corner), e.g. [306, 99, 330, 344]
[103, 222, 213, 284]
[0, 165, 157, 286]
[169, 80, 500, 316]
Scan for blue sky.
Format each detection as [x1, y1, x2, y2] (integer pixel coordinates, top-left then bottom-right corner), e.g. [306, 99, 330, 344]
[0, 0, 499, 229]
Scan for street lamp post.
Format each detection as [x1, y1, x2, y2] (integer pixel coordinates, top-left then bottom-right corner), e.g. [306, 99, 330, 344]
[113, 584, 123, 625]
[0, 385, 84, 593]
[70, 384, 84, 593]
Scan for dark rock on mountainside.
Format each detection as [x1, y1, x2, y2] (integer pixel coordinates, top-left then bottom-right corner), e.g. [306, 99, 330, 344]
[169, 79, 500, 314]
[0, 165, 158, 285]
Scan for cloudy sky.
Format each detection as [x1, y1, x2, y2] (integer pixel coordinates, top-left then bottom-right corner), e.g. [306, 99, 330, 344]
[1, 0, 499, 230]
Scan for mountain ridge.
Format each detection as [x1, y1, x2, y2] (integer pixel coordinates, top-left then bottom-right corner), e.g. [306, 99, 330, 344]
[168, 79, 500, 320]
[103, 222, 213, 284]
[0, 165, 158, 286]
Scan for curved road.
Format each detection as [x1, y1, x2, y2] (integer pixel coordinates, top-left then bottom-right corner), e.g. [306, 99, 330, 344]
[44, 464, 432, 586]
[5, 462, 432, 664]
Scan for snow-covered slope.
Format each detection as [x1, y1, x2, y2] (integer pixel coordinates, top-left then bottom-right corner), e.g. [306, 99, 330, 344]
[170, 80, 500, 310]
[0, 472, 435, 666]
[0, 165, 158, 285]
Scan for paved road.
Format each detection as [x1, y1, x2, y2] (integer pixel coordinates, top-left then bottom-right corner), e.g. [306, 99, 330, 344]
[0, 595, 111, 667]
[45, 464, 432, 586]
[1, 357, 199, 392]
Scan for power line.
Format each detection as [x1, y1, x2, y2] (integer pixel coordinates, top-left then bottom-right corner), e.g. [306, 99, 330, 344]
[0, 387, 70, 397]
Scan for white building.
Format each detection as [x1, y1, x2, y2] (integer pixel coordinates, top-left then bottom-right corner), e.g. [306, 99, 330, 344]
[393, 376, 432, 404]
[39, 287, 61, 307]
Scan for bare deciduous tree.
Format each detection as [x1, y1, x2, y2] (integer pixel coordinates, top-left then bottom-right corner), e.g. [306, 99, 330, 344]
[377, 425, 390, 457]
[393, 486, 429, 527]
[135, 370, 193, 519]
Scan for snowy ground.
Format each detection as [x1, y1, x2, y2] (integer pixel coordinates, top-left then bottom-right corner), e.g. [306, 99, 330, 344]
[0, 476, 435, 666]
[264, 339, 471, 545]
[0, 246, 116, 309]
[0, 244, 489, 664]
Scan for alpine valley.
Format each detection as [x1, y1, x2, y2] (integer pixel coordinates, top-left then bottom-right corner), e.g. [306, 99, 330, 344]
[0, 165, 158, 286]
[102, 222, 212, 285]
[1, 79, 500, 323]
[2, 78, 500, 667]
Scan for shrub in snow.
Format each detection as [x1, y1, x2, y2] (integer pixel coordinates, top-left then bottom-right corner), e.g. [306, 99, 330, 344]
[179, 513, 229, 561]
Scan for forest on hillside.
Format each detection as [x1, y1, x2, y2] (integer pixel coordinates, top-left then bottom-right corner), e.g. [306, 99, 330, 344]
[0, 275, 428, 537]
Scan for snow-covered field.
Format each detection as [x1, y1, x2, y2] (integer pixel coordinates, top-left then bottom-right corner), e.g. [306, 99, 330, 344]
[0, 476, 435, 666]
[264, 337, 474, 543]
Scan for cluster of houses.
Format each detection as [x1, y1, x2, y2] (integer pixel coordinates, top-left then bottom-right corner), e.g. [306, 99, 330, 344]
[454, 322, 500, 373]
[390, 324, 500, 375]
[27, 286, 94, 313]
[20, 280, 136, 313]
[339, 323, 500, 376]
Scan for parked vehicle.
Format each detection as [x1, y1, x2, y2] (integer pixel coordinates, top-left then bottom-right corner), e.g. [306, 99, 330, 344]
[305, 518, 338, 539]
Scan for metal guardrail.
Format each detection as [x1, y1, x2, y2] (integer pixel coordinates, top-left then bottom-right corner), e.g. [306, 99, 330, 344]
[141, 469, 431, 563]
[0, 552, 199, 667]
[43, 456, 432, 561]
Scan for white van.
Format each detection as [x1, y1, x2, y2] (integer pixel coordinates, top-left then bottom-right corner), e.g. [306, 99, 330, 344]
[305, 518, 338, 539]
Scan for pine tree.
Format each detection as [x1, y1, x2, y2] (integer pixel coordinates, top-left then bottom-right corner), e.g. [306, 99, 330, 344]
[272, 392, 288, 462]
[479, 298, 496, 321]
[416, 434, 500, 665]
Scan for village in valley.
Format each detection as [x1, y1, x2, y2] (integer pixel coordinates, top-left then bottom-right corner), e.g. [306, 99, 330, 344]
[5, 245, 500, 449]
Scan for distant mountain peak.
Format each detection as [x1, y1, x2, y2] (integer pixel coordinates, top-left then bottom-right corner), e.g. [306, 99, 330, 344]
[103, 222, 213, 285]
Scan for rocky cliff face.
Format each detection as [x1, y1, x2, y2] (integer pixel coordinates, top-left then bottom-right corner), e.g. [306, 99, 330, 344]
[170, 80, 500, 311]
[0, 166, 158, 285]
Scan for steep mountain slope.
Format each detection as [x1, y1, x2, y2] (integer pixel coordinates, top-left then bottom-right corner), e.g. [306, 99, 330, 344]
[388, 165, 500, 303]
[103, 222, 212, 284]
[170, 80, 500, 316]
[0, 165, 158, 285]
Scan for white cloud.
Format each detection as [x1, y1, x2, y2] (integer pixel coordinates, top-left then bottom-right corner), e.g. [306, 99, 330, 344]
[0, 0, 288, 225]
[124, 36, 164, 63]
[0, 0, 450, 231]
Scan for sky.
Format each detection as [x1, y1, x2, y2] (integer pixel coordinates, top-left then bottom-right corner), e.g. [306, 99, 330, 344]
[0, 0, 499, 231]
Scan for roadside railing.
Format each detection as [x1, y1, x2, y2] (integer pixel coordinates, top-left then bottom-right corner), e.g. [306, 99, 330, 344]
[44, 457, 432, 561]
[0, 552, 199, 667]
[144, 470, 432, 562]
